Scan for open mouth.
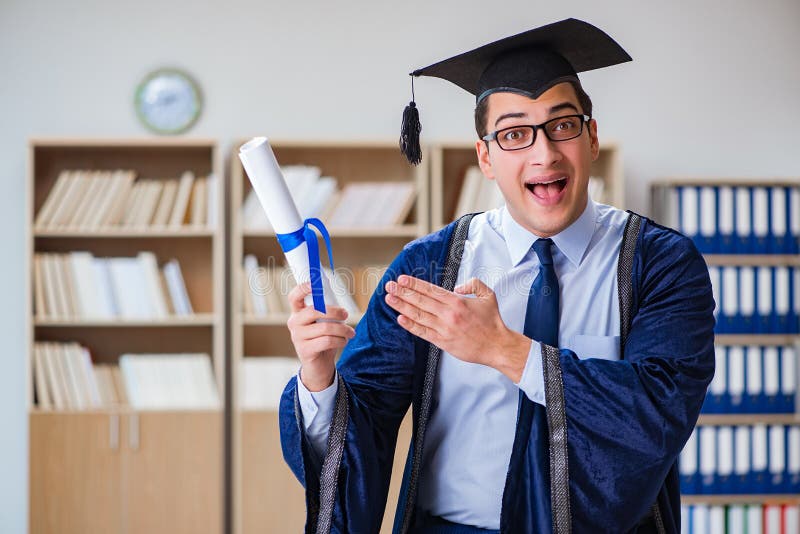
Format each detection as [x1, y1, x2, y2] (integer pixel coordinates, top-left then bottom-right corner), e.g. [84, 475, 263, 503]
[525, 176, 568, 201]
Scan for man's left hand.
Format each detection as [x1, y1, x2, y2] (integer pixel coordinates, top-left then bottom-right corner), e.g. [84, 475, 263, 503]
[384, 275, 531, 382]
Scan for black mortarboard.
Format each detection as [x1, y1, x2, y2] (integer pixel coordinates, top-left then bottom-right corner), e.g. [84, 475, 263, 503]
[399, 18, 632, 165]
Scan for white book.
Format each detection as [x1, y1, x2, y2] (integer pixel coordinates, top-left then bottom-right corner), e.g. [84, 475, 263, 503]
[735, 187, 752, 242]
[721, 267, 738, 322]
[680, 428, 698, 477]
[60, 343, 84, 410]
[727, 505, 746, 534]
[33, 345, 51, 409]
[771, 187, 787, 242]
[240, 357, 299, 410]
[91, 258, 117, 318]
[764, 505, 781, 534]
[718, 186, 734, 238]
[42, 343, 66, 410]
[707, 266, 720, 319]
[243, 255, 268, 316]
[746, 504, 763, 534]
[76, 171, 114, 229]
[746, 345, 763, 398]
[789, 427, 800, 481]
[84, 171, 121, 229]
[66, 171, 103, 229]
[67, 343, 95, 410]
[138, 252, 169, 318]
[792, 187, 800, 244]
[757, 267, 773, 324]
[168, 171, 195, 227]
[768, 425, 785, 476]
[108, 257, 151, 319]
[699, 186, 716, 239]
[680, 505, 689, 534]
[699, 426, 716, 480]
[785, 506, 799, 534]
[692, 504, 709, 534]
[717, 426, 733, 481]
[303, 177, 337, 219]
[32, 254, 47, 318]
[121, 180, 147, 227]
[102, 170, 137, 227]
[47, 254, 70, 319]
[189, 176, 207, 227]
[454, 166, 483, 219]
[734, 425, 750, 477]
[69, 251, 103, 319]
[739, 267, 755, 321]
[49, 171, 89, 228]
[151, 178, 179, 227]
[781, 346, 797, 398]
[708, 506, 725, 534]
[163, 259, 193, 315]
[775, 266, 790, 317]
[708, 346, 726, 399]
[796, 267, 800, 319]
[728, 346, 746, 402]
[35, 171, 73, 228]
[753, 187, 769, 239]
[763, 347, 780, 399]
[752, 424, 768, 472]
[679, 186, 698, 237]
[327, 267, 360, 316]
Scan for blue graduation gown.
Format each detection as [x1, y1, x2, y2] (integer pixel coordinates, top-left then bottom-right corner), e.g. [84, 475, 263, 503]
[279, 213, 715, 533]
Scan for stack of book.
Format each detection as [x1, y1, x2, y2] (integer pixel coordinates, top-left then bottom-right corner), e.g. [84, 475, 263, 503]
[680, 503, 799, 533]
[241, 165, 416, 230]
[33, 252, 193, 320]
[239, 356, 299, 410]
[119, 353, 219, 410]
[681, 424, 800, 494]
[35, 170, 217, 231]
[704, 345, 796, 414]
[241, 256, 360, 317]
[652, 184, 800, 254]
[707, 265, 799, 334]
[33, 342, 108, 410]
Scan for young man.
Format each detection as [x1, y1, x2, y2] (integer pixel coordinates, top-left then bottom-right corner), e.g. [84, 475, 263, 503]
[280, 18, 715, 534]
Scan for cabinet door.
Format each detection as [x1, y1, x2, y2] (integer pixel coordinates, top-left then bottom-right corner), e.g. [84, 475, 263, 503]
[123, 411, 222, 534]
[241, 411, 305, 534]
[29, 412, 122, 534]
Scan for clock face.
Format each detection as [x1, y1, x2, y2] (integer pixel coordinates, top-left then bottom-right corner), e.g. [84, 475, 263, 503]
[135, 69, 202, 134]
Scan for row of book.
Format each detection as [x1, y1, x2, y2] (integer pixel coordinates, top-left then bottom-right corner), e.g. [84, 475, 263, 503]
[653, 184, 800, 255]
[708, 266, 799, 334]
[703, 345, 797, 414]
[681, 503, 799, 534]
[32, 343, 219, 410]
[35, 170, 217, 231]
[680, 425, 800, 495]
[241, 165, 416, 230]
[451, 166, 608, 220]
[33, 252, 193, 320]
[239, 356, 298, 410]
[241, 256, 387, 317]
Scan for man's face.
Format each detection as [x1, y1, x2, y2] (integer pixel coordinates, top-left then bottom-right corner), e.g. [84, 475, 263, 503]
[475, 83, 599, 238]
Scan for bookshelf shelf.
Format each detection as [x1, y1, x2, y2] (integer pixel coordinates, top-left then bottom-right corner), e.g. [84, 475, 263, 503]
[713, 334, 799, 346]
[27, 138, 225, 534]
[230, 139, 427, 534]
[681, 495, 800, 505]
[697, 414, 800, 426]
[704, 254, 800, 267]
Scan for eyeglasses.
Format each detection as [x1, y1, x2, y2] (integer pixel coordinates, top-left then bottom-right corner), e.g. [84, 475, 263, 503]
[482, 114, 590, 151]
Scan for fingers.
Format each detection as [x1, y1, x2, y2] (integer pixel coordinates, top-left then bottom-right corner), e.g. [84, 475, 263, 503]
[395, 275, 453, 303]
[385, 289, 438, 328]
[454, 277, 493, 297]
[288, 282, 312, 312]
[294, 320, 356, 343]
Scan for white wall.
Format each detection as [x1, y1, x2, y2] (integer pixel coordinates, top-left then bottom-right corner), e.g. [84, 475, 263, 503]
[1, 0, 798, 531]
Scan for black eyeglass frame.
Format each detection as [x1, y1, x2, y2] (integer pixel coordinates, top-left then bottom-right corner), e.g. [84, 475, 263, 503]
[482, 114, 592, 151]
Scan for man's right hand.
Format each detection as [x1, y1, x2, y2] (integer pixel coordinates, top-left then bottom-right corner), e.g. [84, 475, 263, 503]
[287, 282, 356, 392]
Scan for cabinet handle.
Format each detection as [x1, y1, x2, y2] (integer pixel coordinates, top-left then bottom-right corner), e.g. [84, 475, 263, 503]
[129, 413, 139, 451]
[109, 414, 119, 450]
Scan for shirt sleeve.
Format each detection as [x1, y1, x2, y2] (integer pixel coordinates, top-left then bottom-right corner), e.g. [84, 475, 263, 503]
[515, 342, 546, 406]
[296, 369, 339, 458]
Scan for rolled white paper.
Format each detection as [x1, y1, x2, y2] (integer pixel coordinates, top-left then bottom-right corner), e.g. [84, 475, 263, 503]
[239, 137, 335, 309]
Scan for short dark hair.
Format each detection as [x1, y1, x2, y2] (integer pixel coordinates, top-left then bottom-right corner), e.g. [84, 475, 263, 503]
[474, 81, 593, 139]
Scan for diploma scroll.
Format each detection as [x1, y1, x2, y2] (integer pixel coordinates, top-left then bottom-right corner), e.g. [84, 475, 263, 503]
[238, 137, 336, 312]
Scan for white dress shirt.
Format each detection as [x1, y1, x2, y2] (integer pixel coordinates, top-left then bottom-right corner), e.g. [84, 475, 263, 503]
[295, 199, 628, 529]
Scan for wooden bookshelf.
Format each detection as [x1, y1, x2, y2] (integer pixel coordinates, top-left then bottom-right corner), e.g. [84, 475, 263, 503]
[429, 141, 623, 230]
[27, 138, 225, 534]
[230, 139, 424, 534]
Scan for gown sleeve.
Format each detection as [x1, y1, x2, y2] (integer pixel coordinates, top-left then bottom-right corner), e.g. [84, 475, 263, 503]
[543, 225, 715, 532]
[279, 238, 439, 533]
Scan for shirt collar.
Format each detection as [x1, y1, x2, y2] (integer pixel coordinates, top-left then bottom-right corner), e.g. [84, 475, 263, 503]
[502, 198, 598, 268]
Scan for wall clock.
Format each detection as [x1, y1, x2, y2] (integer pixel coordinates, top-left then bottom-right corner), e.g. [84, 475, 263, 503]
[135, 68, 202, 134]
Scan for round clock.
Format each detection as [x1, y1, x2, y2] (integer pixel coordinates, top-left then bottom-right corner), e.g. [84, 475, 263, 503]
[135, 68, 202, 134]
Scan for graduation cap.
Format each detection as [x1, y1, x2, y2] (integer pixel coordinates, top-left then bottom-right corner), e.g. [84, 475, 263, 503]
[399, 18, 632, 165]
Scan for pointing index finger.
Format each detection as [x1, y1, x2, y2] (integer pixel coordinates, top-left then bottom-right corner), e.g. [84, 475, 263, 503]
[396, 275, 454, 303]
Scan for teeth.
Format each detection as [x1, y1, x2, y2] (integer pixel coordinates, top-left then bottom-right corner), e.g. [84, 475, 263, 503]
[528, 177, 566, 186]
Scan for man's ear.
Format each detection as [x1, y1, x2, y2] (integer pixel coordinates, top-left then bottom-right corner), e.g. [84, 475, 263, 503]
[588, 119, 600, 161]
[475, 140, 495, 180]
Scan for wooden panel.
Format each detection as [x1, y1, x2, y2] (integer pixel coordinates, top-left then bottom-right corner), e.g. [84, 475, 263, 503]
[381, 411, 412, 533]
[241, 411, 305, 534]
[124, 412, 223, 534]
[29, 412, 122, 534]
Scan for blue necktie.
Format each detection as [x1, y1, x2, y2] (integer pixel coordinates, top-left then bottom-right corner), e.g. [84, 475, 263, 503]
[523, 238, 559, 347]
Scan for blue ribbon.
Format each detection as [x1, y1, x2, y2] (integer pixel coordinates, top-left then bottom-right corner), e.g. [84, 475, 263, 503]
[276, 218, 334, 313]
